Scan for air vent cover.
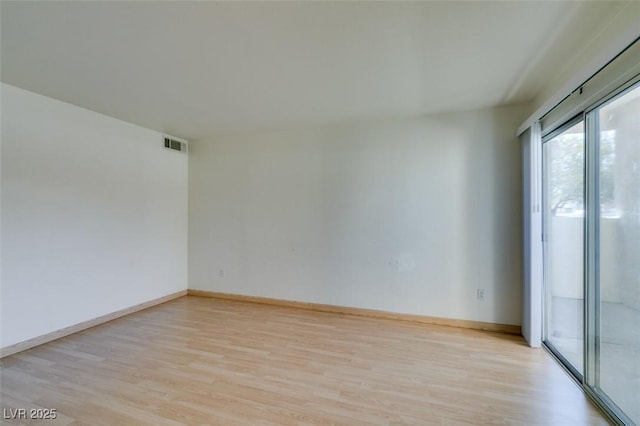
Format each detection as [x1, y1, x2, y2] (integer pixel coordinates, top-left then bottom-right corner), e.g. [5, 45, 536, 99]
[163, 137, 187, 153]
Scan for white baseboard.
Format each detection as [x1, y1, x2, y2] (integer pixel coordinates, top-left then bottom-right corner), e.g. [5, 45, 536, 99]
[188, 289, 522, 335]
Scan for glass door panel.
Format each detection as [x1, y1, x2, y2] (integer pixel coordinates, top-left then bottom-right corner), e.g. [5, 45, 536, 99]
[543, 120, 585, 376]
[594, 83, 640, 424]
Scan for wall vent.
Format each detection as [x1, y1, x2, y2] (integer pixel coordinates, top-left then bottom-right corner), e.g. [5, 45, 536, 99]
[163, 136, 187, 153]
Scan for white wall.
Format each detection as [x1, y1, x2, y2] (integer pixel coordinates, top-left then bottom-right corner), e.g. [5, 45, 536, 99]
[519, 1, 640, 134]
[0, 84, 188, 348]
[532, 1, 640, 113]
[189, 104, 530, 326]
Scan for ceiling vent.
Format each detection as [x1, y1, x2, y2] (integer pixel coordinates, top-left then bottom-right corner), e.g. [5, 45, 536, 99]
[163, 136, 187, 153]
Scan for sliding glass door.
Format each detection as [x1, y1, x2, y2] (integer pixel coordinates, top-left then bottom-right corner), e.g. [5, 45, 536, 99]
[543, 82, 639, 425]
[586, 83, 640, 425]
[543, 119, 585, 377]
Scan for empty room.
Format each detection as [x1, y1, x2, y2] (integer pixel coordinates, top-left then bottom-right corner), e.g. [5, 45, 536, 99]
[1, 1, 639, 425]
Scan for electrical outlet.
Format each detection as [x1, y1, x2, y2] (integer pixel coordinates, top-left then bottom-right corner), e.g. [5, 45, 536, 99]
[219, 269, 224, 278]
[476, 288, 485, 301]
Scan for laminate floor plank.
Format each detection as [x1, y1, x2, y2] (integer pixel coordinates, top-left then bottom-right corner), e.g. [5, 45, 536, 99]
[1, 296, 609, 425]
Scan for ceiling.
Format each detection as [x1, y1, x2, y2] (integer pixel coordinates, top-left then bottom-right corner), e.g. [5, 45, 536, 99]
[0, 1, 629, 140]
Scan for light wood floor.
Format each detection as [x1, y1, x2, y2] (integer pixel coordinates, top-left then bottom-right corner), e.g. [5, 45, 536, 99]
[1, 296, 609, 425]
